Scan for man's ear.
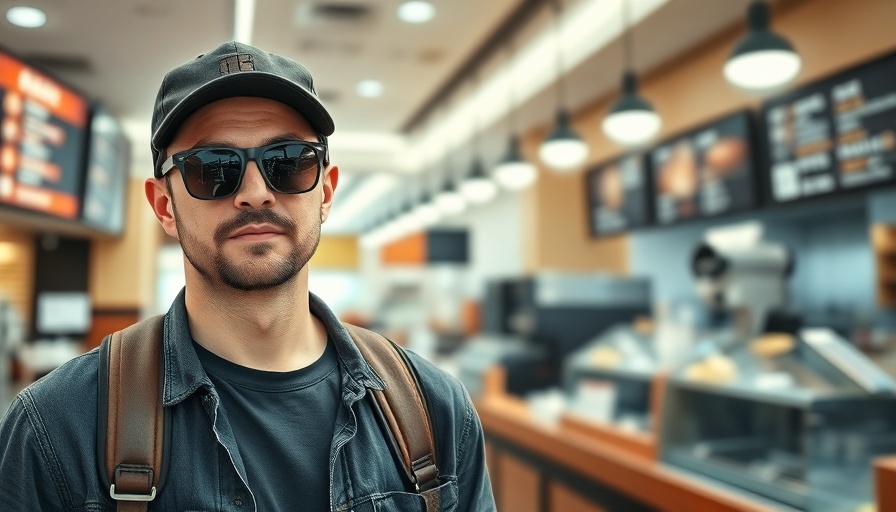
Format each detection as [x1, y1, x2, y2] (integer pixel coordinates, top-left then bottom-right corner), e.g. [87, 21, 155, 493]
[145, 177, 179, 239]
[320, 165, 339, 223]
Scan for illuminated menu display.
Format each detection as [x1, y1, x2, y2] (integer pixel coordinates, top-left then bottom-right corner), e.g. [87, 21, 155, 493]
[650, 111, 756, 225]
[0, 52, 87, 219]
[763, 51, 896, 203]
[82, 108, 129, 234]
[586, 154, 649, 236]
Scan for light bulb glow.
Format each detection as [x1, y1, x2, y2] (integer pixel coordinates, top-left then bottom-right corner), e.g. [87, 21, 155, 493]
[434, 191, 467, 216]
[494, 161, 537, 190]
[539, 138, 588, 171]
[397, 1, 435, 23]
[460, 177, 498, 204]
[6, 6, 46, 28]
[602, 109, 662, 147]
[356, 79, 384, 98]
[724, 49, 801, 92]
[414, 203, 441, 226]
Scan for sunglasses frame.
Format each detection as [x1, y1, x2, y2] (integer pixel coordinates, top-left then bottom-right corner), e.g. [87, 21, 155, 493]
[158, 140, 328, 200]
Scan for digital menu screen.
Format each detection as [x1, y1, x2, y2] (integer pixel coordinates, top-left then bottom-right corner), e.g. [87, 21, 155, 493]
[650, 110, 756, 225]
[0, 51, 88, 219]
[82, 107, 129, 234]
[763, 51, 896, 204]
[586, 154, 650, 236]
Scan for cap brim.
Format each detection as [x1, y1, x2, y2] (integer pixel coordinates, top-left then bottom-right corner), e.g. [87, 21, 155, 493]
[151, 72, 334, 155]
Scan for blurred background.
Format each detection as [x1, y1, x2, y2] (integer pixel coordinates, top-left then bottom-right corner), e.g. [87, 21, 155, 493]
[1, 0, 896, 510]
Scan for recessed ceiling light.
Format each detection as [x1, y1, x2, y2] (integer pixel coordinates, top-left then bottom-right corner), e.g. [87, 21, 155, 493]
[397, 1, 435, 24]
[356, 79, 384, 98]
[6, 6, 47, 28]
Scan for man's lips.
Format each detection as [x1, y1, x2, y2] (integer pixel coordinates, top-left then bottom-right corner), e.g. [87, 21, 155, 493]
[228, 224, 285, 240]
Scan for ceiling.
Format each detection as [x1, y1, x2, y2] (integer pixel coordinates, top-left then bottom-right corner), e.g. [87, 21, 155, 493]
[0, 0, 759, 234]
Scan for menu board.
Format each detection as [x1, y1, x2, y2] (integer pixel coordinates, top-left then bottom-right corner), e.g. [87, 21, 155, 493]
[650, 111, 756, 225]
[0, 51, 88, 219]
[586, 154, 650, 236]
[82, 107, 129, 234]
[763, 51, 896, 204]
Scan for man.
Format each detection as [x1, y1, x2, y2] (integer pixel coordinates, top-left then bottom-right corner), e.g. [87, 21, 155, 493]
[0, 41, 496, 511]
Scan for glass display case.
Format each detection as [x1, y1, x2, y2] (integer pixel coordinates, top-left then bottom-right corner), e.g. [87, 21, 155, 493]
[564, 325, 660, 432]
[660, 328, 896, 512]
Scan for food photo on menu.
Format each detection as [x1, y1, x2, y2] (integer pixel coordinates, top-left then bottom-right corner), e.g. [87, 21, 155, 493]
[651, 111, 756, 225]
[587, 154, 649, 237]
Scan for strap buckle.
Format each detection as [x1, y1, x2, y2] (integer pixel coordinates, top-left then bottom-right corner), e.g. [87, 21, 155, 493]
[412, 454, 440, 492]
[110, 484, 157, 502]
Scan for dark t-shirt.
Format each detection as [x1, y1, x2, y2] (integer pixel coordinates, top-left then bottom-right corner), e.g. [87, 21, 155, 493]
[193, 339, 341, 511]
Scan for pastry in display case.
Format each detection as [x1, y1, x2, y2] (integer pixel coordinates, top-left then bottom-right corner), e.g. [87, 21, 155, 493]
[564, 324, 659, 433]
[660, 328, 896, 512]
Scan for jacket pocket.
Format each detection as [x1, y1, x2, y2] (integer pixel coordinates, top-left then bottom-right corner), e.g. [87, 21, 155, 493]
[373, 479, 458, 512]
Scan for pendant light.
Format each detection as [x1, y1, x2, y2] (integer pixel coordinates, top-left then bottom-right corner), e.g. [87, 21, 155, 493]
[538, 0, 588, 172]
[412, 174, 441, 227]
[460, 157, 498, 204]
[494, 40, 538, 191]
[460, 75, 498, 204]
[414, 190, 441, 227]
[724, 1, 801, 92]
[602, 0, 661, 148]
[434, 157, 467, 216]
[495, 136, 537, 190]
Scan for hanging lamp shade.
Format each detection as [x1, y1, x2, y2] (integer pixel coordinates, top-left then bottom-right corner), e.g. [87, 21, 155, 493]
[602, 72, 662, 147]
[460, 158, 498, 204]
[494, 136, 537, 191]
[724, 1, 801, 92]
[412, 191, 441, 227]
[434, 179, 467, 216]
[539, 109, 588, 172]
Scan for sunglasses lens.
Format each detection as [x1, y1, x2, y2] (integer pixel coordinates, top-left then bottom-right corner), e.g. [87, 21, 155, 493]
[262, 144, 320, 193]
[182, 149, 243, 199]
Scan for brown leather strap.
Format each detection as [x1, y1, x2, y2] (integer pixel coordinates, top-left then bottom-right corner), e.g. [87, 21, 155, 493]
[100, 315, 166, 511]
[422, 487, 441, 512]
[344, 324, 440, 493]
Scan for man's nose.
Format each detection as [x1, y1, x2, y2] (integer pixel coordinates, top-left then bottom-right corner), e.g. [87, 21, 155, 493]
[232, 159, 276, 209]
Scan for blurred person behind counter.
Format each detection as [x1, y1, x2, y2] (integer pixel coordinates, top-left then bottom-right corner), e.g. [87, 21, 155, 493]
[0, 41, 495, 512]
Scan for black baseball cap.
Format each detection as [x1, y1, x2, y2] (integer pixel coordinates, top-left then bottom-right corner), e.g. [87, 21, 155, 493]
[150, 41, 335, 177]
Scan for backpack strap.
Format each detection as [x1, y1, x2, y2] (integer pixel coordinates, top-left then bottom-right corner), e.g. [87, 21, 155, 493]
[97, 315, 168, 512]
[343, 324, 441, 507]
[96, 317, 438, 510]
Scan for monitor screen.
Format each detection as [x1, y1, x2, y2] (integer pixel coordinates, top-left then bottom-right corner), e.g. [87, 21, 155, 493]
[36, 291, 91, 335]
[81, 106, 129, 234]
[0, 50, 88, 219]
[762, 50, 896, 204]
[649, 110, 757, 225]
[586, 153, 650, 237]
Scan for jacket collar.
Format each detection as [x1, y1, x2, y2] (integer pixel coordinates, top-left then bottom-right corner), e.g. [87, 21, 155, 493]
[161, 288, 385, 406]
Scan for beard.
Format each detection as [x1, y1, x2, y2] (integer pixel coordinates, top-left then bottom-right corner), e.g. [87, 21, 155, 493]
[171, 196, 320, 292]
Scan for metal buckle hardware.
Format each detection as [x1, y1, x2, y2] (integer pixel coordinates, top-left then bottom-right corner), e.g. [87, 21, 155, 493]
[109, 484, 157, 502]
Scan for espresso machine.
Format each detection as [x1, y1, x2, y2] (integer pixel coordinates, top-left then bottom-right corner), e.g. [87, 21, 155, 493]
[661, 223, 896, 512]
[690, 222, 796, 339]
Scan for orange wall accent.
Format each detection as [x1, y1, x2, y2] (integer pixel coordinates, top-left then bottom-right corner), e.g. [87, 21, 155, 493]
[90, 177, 162, 312]
[381, 232, 427, 265]
[0, 226, 35, 326]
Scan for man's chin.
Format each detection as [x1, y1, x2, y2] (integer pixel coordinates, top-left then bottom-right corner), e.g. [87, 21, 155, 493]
[219, 270, 299, 292]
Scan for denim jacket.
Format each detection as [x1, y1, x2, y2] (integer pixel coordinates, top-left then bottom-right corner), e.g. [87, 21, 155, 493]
[0, 290, 496, 511]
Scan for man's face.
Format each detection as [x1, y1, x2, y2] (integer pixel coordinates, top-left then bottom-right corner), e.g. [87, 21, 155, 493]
[151, 96, 337, 291]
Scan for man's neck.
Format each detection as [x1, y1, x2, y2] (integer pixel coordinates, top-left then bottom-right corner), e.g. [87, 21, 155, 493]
[183, 266, 328, 372]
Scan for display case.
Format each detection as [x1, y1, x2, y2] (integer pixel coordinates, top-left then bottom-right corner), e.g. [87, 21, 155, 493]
[564, 325, 659, 433]
[661, 328, 896, 512]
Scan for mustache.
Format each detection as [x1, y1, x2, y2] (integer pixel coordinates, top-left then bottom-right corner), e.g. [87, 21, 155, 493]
[214, 209, 297, 244]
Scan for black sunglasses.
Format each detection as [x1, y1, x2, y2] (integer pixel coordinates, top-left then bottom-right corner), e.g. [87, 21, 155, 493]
[158, 141, 328, 200]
